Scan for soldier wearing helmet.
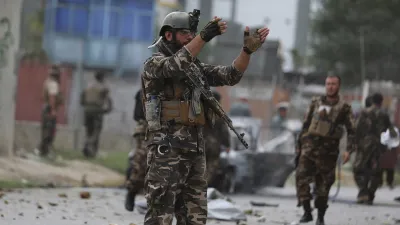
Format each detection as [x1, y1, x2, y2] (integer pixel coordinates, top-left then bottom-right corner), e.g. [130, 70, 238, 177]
[38, 64, 63, 156]
[138, 9, 269, 225]
[80, 70, 113, 158]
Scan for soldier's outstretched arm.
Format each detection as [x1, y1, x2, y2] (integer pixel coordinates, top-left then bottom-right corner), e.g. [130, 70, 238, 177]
[202, 26, 270, 86]
[343, 104, 357, 154]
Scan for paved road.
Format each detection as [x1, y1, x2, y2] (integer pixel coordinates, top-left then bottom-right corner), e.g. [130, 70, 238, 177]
[0, 186, 399, 225]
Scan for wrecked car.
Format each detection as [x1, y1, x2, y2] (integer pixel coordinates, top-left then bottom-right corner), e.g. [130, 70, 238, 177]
[209, 116, 302, 193]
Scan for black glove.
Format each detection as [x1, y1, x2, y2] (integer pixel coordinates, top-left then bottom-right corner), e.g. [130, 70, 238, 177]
[243, 29, 263, 54]
[200, 19, 222, 42]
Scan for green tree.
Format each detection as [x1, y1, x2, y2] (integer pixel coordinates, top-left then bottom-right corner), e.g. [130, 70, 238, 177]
[290, 48, 303, 72]
[311, 0, 400, 84]
[23, 8, 48, 62]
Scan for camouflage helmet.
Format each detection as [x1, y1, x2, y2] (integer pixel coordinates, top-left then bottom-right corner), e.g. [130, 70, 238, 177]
[159, 11, 191, 36]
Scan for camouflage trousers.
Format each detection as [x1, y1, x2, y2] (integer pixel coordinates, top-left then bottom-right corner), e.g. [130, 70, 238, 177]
[296, 137, 339, 208]
[144, 145, 207, 225]
[83, 112, 103, 157]
[39, 106, 57, 156]
[126, 134, 147, 193]
[352, 141, 381, 201]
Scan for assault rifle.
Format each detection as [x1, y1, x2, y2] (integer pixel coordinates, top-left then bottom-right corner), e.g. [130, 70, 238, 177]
[161, 43, 249, 149]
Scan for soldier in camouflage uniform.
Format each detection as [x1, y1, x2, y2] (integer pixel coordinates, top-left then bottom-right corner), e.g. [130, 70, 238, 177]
[205, 91, 231, 185]
[296, 75, 356, 225]
[39, 65, 63, 157]
[353, 93, 397, 205]
[141, 10, 269, 225]
[125, 89, 148, 211]
[80, 71, 113, 158]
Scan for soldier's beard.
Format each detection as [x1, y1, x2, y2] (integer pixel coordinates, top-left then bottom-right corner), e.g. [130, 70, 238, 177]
[165, 34, 184, 53]
[327, 90, 339, 98]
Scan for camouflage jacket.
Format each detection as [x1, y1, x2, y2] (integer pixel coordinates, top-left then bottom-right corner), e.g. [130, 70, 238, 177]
[297, 95, 356, 153]
[142, 40, 244, 152]
[205, 118, 231, 158]
[355, 105, 395, 151]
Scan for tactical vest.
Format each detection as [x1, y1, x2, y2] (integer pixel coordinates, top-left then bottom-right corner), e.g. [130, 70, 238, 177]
[83, 84, 109, 113]
[143, 76, 207, 132]
[307, 96, 346, 139]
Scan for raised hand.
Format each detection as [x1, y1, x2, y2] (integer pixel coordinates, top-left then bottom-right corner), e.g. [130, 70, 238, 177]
[243, 26, 270, 54]
[200, 16, 227, 42]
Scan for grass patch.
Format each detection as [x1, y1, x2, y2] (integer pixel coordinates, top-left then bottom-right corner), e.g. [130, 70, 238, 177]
[56, 149, 129, 175]
[0, 180, 43, 189]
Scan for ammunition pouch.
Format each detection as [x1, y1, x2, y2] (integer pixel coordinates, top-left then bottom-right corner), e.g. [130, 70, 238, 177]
[308, 116, 331, 136]
[161, 100, 206, 126]
[307, 116, 343, 140]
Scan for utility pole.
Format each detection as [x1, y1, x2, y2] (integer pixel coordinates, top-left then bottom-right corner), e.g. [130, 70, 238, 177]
[360, 28, 366, 97]
[360, 28, 366, 83]
[200, 0, 212, 21]
[231, 0, 237, 22]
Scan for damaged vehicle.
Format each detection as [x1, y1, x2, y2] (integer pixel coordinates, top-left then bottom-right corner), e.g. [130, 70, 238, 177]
[209, 116, 302, 193]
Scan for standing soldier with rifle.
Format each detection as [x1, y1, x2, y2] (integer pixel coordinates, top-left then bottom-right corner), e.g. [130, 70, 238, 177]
[80, 71, 113, 158]
[296, 75, 356, 225]
[141, 9, 269, 225]
[125, 89, 148, 211]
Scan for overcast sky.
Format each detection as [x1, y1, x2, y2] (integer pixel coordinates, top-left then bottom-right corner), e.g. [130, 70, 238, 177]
[186, 0, 299, 71]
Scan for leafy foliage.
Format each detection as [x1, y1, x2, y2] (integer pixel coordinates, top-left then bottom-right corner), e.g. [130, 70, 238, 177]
[311, 0, 400, 84]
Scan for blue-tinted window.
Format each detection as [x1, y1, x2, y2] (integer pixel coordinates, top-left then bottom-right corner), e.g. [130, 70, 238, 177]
[58, 0, 89, 4]
[108, 10, 119, 37]
[89, 8, 105, 36]
[51, 0, 154, 40]
[110, 0, 126, 7]
[119, 11, 135, 40]
[54, 6, 70, 33]
[91, 0, 105, 5]
[71, 8, 88, 35]
[135, 14, 152, 41]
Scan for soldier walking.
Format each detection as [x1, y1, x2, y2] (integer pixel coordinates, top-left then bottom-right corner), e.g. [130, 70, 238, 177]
[141, 9, 269, 225]
[80, 71, 112, 158]
[125, 89, 148, 211]
[205, 91, 231, 185]
[39, 65, 63, 157]
[296, 75, 356, 225]
[353, 93, 397, 204]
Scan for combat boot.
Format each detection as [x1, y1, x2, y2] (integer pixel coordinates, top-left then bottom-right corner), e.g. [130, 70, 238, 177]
[299, 200, 313, 223]
[316, 207, 326, 225]
[367, 193, 375, 205]
[125, 190, 137, 212]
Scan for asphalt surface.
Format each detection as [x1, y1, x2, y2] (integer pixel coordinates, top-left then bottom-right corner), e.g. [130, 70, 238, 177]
[0, 186, 399, 225]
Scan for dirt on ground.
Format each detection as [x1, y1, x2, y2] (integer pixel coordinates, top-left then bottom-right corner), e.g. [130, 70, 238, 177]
[0, 151, 125, 187]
